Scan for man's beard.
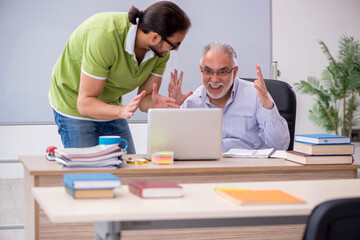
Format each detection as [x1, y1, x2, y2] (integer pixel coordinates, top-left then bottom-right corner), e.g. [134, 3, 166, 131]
[206, 72, 234, 100]
[149, 42, 167, 58]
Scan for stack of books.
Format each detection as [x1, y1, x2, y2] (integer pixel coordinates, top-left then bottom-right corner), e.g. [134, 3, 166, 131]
[286, 134, 354, 165]
[54, 144, 124, 169]
[63, 173, 121, 199]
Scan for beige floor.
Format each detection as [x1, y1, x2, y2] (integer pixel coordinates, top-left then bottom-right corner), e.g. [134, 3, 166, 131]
[0, 178, 24, 240]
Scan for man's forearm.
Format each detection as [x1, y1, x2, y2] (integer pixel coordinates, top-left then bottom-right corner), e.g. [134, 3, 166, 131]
[138, 94, 153, 112]
[77, 97, 125, 120]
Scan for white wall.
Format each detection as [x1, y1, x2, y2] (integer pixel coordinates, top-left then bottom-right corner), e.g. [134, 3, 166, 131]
[2, 0, 360, 178]
[272, 0, 360, 134]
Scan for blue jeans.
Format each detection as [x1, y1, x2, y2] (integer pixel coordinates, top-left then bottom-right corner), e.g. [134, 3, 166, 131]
[53, 110, 136, 154]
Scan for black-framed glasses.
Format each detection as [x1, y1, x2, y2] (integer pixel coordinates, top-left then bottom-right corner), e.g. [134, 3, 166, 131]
[201, 66, 236, 77]
[162, 35, 181, 50]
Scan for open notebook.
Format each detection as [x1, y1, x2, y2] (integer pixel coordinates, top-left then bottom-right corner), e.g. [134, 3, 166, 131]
[147, 108, 223, 160]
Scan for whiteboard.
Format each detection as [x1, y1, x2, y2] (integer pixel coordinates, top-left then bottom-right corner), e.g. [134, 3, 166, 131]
[0, 0, 271, 124]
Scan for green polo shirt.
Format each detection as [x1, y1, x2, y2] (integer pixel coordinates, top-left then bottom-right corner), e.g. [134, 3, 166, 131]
[49, 12, 170, 120]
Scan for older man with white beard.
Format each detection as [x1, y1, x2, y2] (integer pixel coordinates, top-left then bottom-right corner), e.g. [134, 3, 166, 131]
[168, 41, 290, 152]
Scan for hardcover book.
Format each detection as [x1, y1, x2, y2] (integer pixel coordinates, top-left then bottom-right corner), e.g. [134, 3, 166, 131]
[293, 142, 355, 155]
[128, 180, 183, 198]
[286, 151, 353, 165]
[63, 173, 121, 190]
[294, 134, 351, 144]
[215, 188, 305, 205]
[65, 185, 115, 199]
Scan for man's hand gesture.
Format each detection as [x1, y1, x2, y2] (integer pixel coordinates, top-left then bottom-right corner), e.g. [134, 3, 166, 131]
[253, 64, 274, 109]
[168, 69, 193, 106]
[122, 90, 146, 119]
[152, 83, 179, 108]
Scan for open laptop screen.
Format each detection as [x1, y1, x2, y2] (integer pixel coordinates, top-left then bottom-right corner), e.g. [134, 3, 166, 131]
[147, 108, 223, 160]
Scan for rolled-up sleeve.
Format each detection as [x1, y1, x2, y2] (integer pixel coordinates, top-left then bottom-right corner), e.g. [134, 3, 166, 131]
[256, 98, 290, 150]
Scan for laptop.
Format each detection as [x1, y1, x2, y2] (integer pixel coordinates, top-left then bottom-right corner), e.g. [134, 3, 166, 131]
[147, 108, 223, 160]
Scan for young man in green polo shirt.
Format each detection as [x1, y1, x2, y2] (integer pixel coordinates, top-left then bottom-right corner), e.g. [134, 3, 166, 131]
[49, 2, 191, 153]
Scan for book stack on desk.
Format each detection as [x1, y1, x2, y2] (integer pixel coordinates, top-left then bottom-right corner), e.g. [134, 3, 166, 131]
[54, 144, 124, 169]
[63, 173, 121, 199]
[286, 134, 354, 165]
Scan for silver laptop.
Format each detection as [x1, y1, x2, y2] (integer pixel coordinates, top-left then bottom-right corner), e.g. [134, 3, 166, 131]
[147, 108, 223, 160]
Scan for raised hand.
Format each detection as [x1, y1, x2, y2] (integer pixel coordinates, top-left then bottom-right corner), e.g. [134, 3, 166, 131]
[253, 64, 274, 109]
[152, 83, 179, 108]
[121, 90, 147, 119]
[168, 69, 193, 106]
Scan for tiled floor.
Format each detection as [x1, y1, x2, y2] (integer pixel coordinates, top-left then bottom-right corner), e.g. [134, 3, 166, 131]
[0, 179, 24, 240]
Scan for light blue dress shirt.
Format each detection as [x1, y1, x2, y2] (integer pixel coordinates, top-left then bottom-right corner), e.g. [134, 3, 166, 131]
[181, 78, 290, 152]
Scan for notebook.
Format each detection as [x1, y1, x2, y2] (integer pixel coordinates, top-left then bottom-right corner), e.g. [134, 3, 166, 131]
[147, 108, 223, 160]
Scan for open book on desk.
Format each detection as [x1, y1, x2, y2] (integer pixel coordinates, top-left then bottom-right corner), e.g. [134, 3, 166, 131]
[223, 148, 275, 158]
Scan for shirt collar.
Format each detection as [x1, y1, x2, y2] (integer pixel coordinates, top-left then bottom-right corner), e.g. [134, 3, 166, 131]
[125, 24, 155, 65]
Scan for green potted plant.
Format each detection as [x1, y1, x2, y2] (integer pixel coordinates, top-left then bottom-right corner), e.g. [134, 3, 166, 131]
[295, 35, 360, 137]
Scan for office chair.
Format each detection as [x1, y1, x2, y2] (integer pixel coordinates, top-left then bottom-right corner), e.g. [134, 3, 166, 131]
[302, 197, 360, 240]
[242, 78, 297, 150]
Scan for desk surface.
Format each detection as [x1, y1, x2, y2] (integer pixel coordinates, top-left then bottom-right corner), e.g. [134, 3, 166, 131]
[32, 179, 360, 222]
[33, 179, 360, 224]
[19, 154, 360, 176]
[21, 155, 360, 240]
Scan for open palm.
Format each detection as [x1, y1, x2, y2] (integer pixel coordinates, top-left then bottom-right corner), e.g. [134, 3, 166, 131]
[168, 69, 193, 106]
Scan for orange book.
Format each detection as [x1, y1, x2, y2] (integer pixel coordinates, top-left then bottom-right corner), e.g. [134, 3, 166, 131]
[65, 185, 114, 199]
[216, 189, 305, 205]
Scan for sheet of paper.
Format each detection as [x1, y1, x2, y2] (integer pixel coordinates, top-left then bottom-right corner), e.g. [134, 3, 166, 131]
[269, 150, 287, 158]
[223, 148, 274, 158]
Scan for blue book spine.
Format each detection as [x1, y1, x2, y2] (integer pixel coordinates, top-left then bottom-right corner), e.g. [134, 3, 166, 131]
[294, 141, 352, 146]
[63, 173, 120, 189]
[294, 134, 351, 144]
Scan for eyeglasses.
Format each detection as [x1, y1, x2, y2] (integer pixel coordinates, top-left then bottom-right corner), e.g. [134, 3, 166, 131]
[162, 35, 181, 50]
[201, 67, 236, 76]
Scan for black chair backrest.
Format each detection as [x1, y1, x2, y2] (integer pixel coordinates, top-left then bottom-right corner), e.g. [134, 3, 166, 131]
[241, 78, 296, 150]
[302, 197, 360, 240]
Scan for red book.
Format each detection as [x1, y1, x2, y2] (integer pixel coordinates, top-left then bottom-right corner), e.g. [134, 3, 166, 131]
[128, 180, 183, 198]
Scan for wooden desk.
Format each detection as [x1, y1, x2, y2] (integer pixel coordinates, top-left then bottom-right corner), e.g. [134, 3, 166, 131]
[20, 155, 360, 240]
[32, 179, 360, 240]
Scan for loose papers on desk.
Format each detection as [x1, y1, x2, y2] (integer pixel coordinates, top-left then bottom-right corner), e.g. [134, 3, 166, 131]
[223, 148, 275, 158]
[54, 144, 124, 169]
[55, 144, 122, 158]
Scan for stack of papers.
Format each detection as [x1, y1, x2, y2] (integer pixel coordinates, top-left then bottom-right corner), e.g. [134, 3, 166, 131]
[54, 144, 124, 169]
[223, 148, 275, 158]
